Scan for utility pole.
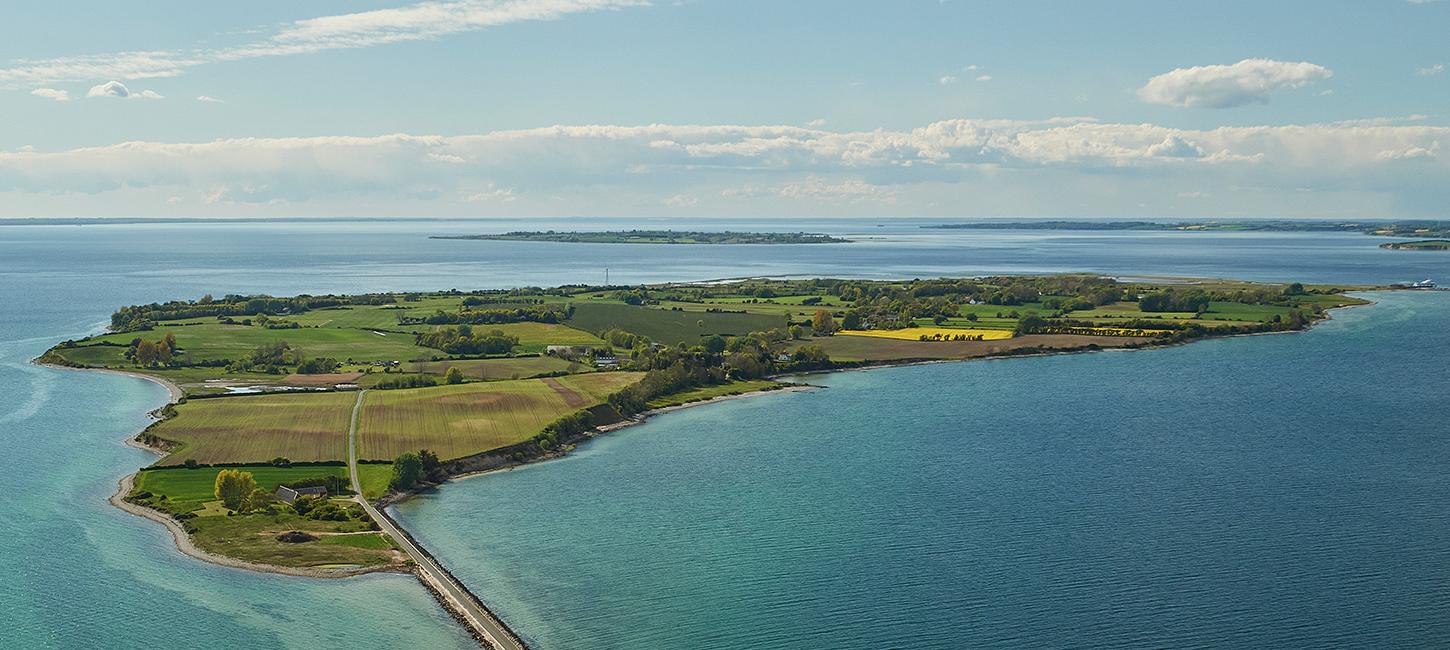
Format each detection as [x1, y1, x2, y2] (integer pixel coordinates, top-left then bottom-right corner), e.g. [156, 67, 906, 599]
[605, 268, 610, 285]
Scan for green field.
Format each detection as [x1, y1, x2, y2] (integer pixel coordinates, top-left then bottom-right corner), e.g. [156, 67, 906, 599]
[188, 514, 398, 568]
[75, 323, 433, 363]
[645, 380, 789, 409]
[568, 302, 787, 345]
[405, 356, 591, 380]
[356, 463, 393, 501]
[149, 392, 357, 465]
[134, 465, 352, 513]
[357, 372, 642, 460]
[484, 322, 604, 352]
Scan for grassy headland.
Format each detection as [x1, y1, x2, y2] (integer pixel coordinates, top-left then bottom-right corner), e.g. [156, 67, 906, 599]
[1380, 239, 1450, 251]
[43, 274, 1371, 573]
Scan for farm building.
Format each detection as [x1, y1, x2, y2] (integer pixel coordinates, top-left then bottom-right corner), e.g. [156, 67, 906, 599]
[274, 485, 328, 504]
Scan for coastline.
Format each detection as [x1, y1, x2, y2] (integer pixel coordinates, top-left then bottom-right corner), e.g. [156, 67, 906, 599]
[108, 472, 401, 579]
[412, 295, 1382, 495]
[36, 359, 404, 579]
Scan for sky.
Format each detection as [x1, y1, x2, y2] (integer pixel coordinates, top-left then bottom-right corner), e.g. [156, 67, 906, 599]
[0, 0, 1447, 219]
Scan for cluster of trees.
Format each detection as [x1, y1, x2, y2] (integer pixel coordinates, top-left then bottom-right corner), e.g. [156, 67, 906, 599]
[111, 292, 403, 332]
[295, 357, 340, 374]
[398, 304, 571, 326]
[127, 332, 178, 367]
[1138, 290, 1212, 313]
[413, 325, 518, 355]
[373, 374, 438, 390]
[918, 333, 988, 341]
[225, 341, 301, 373]
[389, 449, 445, 491]
[462, 296, 544, 307]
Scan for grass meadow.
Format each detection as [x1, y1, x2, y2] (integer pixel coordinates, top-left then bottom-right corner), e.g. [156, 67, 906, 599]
[568, 302, 786, 345]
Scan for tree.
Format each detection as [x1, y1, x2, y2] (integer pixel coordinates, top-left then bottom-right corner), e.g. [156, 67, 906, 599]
[153, 342, 172, 366]
[162, 332, 177, 353]
[134, 340, 159, 367]
[1285, 282, 1306, 296]
[214, 469, 257, 512]
[811, 309, 837, 335]
[788, 325, 807, 340]
[419, 449, 443, 481]
[1014, 314, 1048, 335]
[390, 452, 424, 491]
[703, 335, 727, 354]
[444, 366, 464, 384]
[964, 312, 979, 322]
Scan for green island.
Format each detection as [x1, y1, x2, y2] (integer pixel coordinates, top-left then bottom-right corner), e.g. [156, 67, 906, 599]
[431, 230, 851, 244]
[38, 276, 1370, 577]
[925, 220, 1450, 239]
[1380, 239, 1450, 251]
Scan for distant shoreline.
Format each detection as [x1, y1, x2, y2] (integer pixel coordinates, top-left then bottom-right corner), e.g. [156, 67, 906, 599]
[431, 230, 851, 245]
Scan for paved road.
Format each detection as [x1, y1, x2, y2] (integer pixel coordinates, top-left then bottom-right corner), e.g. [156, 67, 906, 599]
[346, 390, 524, 650]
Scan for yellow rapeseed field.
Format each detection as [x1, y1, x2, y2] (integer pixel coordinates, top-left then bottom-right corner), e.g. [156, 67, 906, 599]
[838, 327, 1015, 341]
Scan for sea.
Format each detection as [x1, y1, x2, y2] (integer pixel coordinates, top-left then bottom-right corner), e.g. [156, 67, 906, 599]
[1, 218, 1446, 648]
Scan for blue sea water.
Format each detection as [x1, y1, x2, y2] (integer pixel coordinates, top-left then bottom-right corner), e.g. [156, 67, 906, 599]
[0, 218, 1447, 647]
[394, 292, 1450, 649]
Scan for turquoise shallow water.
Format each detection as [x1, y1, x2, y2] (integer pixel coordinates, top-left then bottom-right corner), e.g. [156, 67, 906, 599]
[1, 220, 1446, 647]
[393, 292, 1450, 648]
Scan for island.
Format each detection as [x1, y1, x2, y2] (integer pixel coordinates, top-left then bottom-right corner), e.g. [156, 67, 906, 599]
[431, 230, 851, 244]
[1380, 239, 1450, 251]
[924, 220, 1450, 239]
[37, 275, 1371, 646]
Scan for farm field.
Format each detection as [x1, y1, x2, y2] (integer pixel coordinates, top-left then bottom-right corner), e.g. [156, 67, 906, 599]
[839, 327, 1015, 341]
[149, 392, 357, 465]
[795, 333, 1146, 362]
[357, 372, 642, 460]
[405, 356, 591, 380]
[78, 323, 433, 363]
[568, 302, 786, 345]
[484, 322, 604, 352]
[134, 465, 353, 513]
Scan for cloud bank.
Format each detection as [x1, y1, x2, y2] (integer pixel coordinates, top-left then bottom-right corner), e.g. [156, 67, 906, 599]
[1137, 59, 1332, 108]
[0, 117, 1444, 216]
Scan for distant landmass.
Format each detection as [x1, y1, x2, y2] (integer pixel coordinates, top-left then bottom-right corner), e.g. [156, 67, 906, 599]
[432, 230, 852, 244]
[1380, 239, 1450, 251]
[924, 220, 1450, 239]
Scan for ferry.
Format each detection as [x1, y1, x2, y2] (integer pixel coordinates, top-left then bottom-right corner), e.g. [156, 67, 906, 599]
[1411, 278, 1436, 288]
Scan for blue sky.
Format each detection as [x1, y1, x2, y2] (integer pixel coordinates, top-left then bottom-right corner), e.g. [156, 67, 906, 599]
[1, 0, 1447, 218]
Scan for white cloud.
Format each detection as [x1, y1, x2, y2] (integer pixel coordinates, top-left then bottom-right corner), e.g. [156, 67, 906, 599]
[0, 118, 1445, 215]
[1417, 63, 1446, 76]
[963, 64, 979, 71]
[87, 81, 163, 99]
[1377, 141, 1440, 160]
[0, 0, 649, 87]
[805, 118, 826, 128]
[29, 88, 69, 101]
[976, 75, 992, 82]
[1145, 135, 1204, 158]
[196, 95, 224, 103]
[1137, 58, 1332, 108]
[776, 176, 898, 204]
[1177, 191, 1211, 199]
[939, 75, 958, 85]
